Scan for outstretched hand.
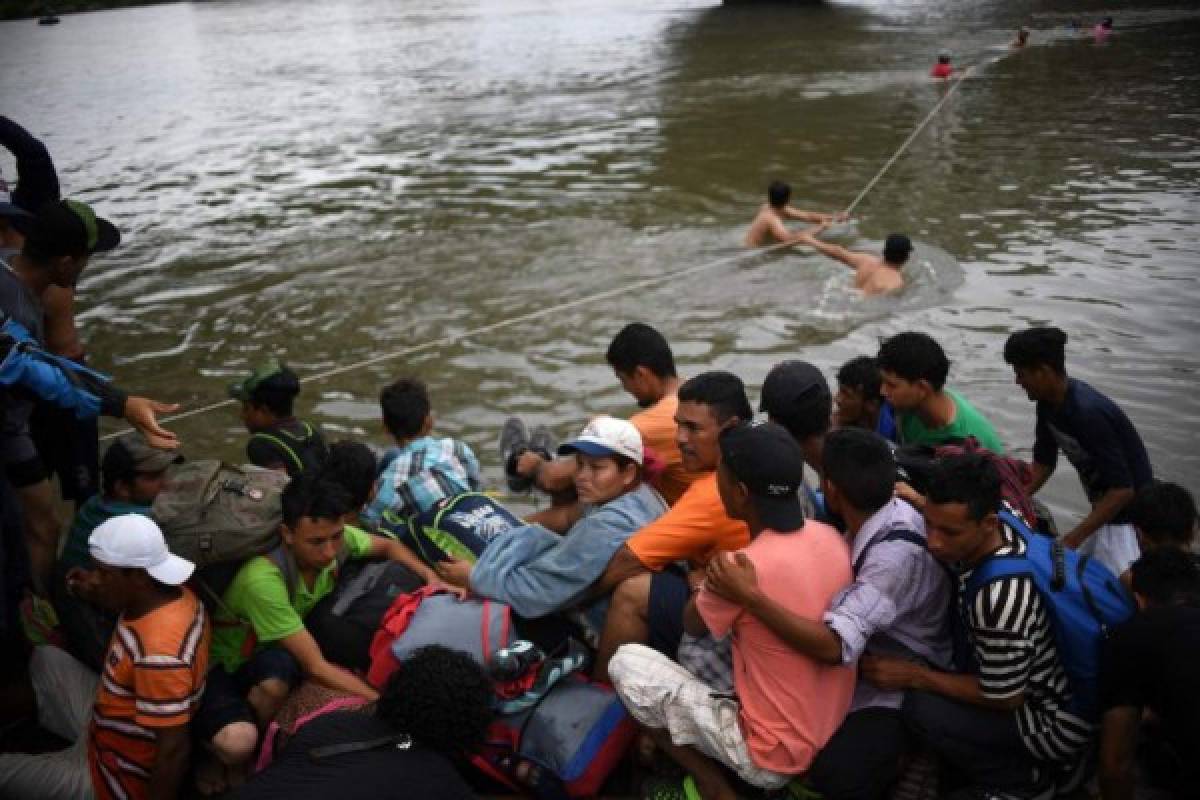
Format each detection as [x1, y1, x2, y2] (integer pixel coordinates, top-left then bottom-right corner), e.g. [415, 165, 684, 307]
[704, 551, 760, 608]
[124, 396, 181, 449]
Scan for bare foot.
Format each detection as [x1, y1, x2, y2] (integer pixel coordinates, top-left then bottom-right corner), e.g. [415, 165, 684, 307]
[194, 753, 228, 796]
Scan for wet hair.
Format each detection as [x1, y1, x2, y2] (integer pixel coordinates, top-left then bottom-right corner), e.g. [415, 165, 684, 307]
[606, 323, 677, 379]
[836, 356, 883, 402]
[926, 453, 1001, 522]
[937, 54, 951, 64]
[678, 371, 753, 425]
[281, 472, 355, 528]
[767, 180, 791, 208]
[1130, 549, 1200, 608]
[1127, 481, 1197, 548]
[1003, 327, 1068, 376]
[822, 428, 896, 513]
[876, 332, 950, 390]
[376, 645, 492, 754]
[380, 378, 431, 439]
[101, 439, 139, 497]
[320, 441, 379, 510]
[248, 384, 296, 418]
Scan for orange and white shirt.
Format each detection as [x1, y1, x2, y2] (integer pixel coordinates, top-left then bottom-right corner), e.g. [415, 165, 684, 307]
[88, 588, 210, 800]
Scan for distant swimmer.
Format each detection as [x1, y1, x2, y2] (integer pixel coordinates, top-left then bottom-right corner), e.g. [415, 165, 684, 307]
[743, 180, 846, 248]
[795, 228, 911, 296]
[1012, 27, 1030, 48]
[1093, 17, 1113, 42]
[930, 52, 953, 79]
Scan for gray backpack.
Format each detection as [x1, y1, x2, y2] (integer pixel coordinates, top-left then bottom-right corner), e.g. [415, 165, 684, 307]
[152, 461, 289, 568]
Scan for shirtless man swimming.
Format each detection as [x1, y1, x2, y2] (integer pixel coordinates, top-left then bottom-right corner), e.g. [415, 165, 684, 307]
[743, 180, 844, 247]
[796, 228, 910, 296]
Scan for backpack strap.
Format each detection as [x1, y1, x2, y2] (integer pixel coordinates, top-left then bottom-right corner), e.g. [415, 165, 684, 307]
[308, 733, 411, 762]
[266, 540, 351, 606]
[852, 527, 927, 575]
[251, 432, 304, 475]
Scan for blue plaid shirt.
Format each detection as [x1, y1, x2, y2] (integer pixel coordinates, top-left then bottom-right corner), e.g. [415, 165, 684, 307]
[363, 436, 483, 526]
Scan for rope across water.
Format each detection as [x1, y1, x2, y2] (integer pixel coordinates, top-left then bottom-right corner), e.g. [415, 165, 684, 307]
[100, 66, 975, 442]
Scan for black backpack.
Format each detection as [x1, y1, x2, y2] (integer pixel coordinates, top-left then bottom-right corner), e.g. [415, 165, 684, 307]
[306, 559, 424, 670]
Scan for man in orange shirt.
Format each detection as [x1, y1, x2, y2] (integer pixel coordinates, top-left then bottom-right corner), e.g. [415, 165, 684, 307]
[0, 514, 209, 800]
[592, 371, 753, 680]
[610, 422, 854, 799]
[510, 322, 696, 507]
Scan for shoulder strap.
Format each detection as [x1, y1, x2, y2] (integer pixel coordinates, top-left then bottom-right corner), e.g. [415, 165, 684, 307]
[308, 733, 411, 762]
[853, 527, 926, 574]
[266, 545, 299, 605]
[251, 432, 303, 474]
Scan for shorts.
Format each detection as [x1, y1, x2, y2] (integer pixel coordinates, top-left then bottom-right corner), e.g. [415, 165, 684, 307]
[609, 643, 790, 790]
[647, 565, 690, 658]
[193, 647, 301, 742]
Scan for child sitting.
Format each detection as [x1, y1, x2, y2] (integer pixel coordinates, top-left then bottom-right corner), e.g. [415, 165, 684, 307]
[229, 359, 327, 477]
[362, 378, 483, 528]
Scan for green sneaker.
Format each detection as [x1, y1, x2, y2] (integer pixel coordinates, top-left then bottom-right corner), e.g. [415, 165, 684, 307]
[642, 775, 704, 800]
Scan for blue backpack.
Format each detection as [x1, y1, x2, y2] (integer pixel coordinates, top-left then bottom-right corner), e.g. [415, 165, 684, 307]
[963, 510, 1134, 720]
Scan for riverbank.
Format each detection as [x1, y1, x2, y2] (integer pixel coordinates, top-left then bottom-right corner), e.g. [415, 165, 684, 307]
[0, 0, 175, 21]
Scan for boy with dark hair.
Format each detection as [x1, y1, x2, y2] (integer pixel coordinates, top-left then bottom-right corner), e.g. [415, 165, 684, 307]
[229, 359, 327, 477]
[593, 371, 753, 679]
[864, 455, 1092, 798]
[1099, 549, 1200, 799]
[1003, 326, 1152, 575]
[743, 180, 843, 248]
[0, 515, 209, 800]
[511, 322, 696, 505]
[1126, 480, 1196, 553]
[610, 421, 854, 799]
[835, 355, 897, 442]
[362, 377, 482, 528]
[704, 427, 952, 799]
[320, 440, 380, 516]
[231, 646, 489, 800]
[194, 474, 441, 794]
[53, 434, 182, 670]
[877, 331, 1003, 452]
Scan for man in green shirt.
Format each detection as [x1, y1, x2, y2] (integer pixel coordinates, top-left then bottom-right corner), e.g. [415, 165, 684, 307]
[192, 472, 444, 796]
[876, 332, 1004, 453]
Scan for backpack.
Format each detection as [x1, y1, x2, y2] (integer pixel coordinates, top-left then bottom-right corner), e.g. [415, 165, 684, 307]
[153, 461, 289, 568]
[962, 510, 1135, 720]
[307, 559, 425, 671]
[249, 421, 328, 477]
[380, 492, 522, 566]
[473, 676, 637, 799]
[366, 588, 516, 689]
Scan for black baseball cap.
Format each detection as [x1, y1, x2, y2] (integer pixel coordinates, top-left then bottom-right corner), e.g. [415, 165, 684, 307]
[25, 199, 121, 257]
[719, 421, 807, 532]
[759, 360, 831, 427]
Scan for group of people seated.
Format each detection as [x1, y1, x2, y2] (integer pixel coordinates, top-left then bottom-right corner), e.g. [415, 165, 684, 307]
[2, 115, 1195, 800]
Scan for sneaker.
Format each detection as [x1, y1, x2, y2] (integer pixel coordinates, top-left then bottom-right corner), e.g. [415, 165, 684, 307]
[499, 417, 532, 492]
[528, 425, 556, 461]
[489, 639, 543, 683]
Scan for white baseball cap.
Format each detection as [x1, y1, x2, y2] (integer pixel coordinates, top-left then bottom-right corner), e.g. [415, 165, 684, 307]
[89, 514, 195, 586]
[558, 415, 644, 465]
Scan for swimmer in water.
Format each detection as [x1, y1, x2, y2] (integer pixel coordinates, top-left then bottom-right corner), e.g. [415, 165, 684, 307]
[743, 180, 846, 247]
[794, 227, 910, 296]
[1012, 27, 1030, 48]
[1093, 17, 1113, 42]
[931, 52, 953, 79]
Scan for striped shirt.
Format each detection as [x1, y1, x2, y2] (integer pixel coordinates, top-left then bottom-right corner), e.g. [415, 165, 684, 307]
[363, 436, 482, 526]
[87, 588, 210, 800]
[959, 523, 1093, 763]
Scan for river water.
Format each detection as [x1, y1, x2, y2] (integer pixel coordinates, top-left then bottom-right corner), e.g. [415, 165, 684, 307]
[2, 0, 1198, 521]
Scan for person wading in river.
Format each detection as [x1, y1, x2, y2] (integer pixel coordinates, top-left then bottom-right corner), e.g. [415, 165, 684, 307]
[743, 180, 844, 248]
[793, 227, 909, 296]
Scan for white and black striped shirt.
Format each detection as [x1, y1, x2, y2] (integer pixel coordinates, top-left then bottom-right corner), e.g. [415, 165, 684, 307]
[959, 523, 1093, 762]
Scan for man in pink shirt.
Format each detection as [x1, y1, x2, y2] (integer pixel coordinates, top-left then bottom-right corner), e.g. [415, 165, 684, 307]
[609, 421, 855, 799]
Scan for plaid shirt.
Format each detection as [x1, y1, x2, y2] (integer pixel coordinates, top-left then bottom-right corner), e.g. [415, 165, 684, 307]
[363, 436, 482, 526]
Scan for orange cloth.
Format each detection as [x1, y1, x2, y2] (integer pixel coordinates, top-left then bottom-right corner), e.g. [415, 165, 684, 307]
[629, 394, 696, 506]
[88, 589, 210, 800]
[628, 395, 696, 506]
[626, 471, 749, 570]
[697, 524, 855, 774]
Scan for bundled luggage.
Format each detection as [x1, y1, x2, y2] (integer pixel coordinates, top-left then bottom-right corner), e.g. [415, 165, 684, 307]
[379, 492, 521, 565]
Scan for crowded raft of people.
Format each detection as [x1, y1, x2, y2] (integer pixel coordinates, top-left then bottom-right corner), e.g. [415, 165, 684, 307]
[1, 98, 1196, 800]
